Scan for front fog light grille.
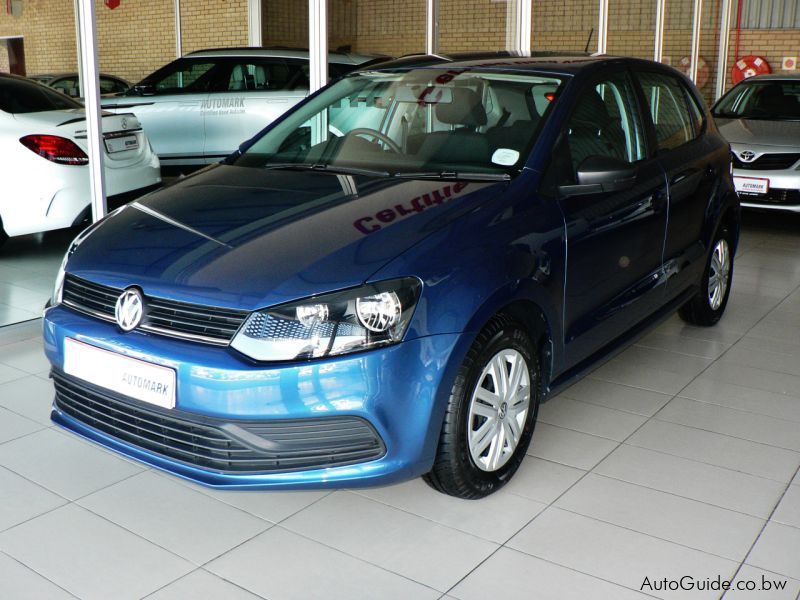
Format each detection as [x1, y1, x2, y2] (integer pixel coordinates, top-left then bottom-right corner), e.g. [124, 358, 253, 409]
[52, 369, 386, 473]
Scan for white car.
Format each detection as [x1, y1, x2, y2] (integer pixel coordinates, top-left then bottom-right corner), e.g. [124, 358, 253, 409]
[0, 74, 161, 247]
[101, 48, 386, 167]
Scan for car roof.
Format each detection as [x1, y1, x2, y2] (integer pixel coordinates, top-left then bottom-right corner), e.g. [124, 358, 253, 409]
[731, 73, 800, 83]
[185, 47, 386, 65]
[360, 51, 672, 76]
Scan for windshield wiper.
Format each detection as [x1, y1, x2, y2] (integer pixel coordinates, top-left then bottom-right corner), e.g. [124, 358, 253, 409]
[393, 171, 511, 181]
[262, 163, 390, 178]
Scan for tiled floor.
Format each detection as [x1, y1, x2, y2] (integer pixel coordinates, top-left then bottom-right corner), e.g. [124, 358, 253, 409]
[0, 213, 799, 600]
[0, 227, 76, 326]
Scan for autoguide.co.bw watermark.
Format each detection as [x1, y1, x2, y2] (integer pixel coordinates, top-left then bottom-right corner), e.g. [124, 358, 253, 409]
[641, 574, 788, 593]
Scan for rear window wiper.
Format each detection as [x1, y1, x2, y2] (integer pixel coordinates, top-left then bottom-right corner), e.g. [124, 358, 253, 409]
[393, 171, 511, 181]
[262, 163, 390, 178]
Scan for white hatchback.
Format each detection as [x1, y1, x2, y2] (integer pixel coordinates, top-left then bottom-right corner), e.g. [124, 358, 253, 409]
[0, 74, 161, 247]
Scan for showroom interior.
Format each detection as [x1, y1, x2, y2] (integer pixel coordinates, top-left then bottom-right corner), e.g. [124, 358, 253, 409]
[1, 0, 800, 598]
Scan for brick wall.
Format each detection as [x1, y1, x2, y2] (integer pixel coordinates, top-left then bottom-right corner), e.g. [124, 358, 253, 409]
[1, 0, 798, 99]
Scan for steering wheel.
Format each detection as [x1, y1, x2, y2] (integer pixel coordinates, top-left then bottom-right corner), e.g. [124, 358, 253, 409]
[343, 128, 402, 154]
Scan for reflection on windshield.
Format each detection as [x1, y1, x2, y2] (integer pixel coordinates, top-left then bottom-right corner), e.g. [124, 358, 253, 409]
[234, 69, 564, 177]
[714, 81, 800, 121]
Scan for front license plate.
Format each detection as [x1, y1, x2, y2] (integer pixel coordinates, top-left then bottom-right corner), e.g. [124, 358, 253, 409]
[734, 176, 769, 195]
[63, 338, 176, 409]
[104, 134, 139, 153]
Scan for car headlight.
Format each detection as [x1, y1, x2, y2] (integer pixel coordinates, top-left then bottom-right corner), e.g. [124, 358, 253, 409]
[52, 206, 126, 306]
[230, 277, 422, 362]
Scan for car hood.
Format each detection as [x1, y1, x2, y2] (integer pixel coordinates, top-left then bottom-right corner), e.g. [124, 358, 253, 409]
[716, 118, 800, 148]
[67, 165, 500, 310]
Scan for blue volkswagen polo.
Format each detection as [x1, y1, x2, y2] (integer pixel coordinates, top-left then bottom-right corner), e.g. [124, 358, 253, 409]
[43, 54, 739, 498]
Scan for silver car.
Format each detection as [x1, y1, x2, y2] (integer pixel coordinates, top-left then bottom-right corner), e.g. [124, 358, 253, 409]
[101, 48, 385, 167]
[712, 75, 800, 213]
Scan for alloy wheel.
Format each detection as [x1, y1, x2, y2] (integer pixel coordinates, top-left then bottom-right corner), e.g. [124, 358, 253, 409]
[708, 238, 731, 310]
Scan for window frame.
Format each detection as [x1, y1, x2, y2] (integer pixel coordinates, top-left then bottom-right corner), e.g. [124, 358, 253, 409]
[540, 66, 653, 194]
[630, 68, 706, 154]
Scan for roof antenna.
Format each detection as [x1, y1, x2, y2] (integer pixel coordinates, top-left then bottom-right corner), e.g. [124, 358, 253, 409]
[584, 28, 594, 54]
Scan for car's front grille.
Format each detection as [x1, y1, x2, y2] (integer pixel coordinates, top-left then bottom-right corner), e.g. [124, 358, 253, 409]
[52, 369, 386, 473]
[62, 274, 250, 345]
[733, 153, 800, 170]
[738, 188, 800, 206]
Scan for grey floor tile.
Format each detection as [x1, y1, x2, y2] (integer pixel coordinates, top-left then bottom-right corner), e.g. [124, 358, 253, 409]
[207, 526, 439, 600]
[594, 444, 786, 519]
[175, 476, 330, 524]
[504, 456, 586, 504]
[720, 344, 800, 378]
[679, 377, 800, 423]
[555, 473, 764, 561]
[0, 428, 142, 500]
[700, 362, 800, 398]
[357, 478, 547, 544]
[558, 378, 672, 417]
[0, 338, 50, 374]
[0, 320, 42, 347]
[145, 569, 261, 600]
[508, 507, 738, 600]
[725, 564, 800, 599]
[0, 361, 26, 385]
[0, 375, 55, 426]
[628, 419, 800, 483]
[0, 466, 65, 532]
[634, 331, 731, 359]
[0, 551, 75, 600]
[655, 316, 746, 345]
[539, 397, 647, 441]
[282, 491, 497, 591]
[748, 522, 800, 580]
[527, 422, 618, 470]
[450, 547, 652, 600]
[0, 304, 39, 328]
[658, 397, 800, 452]
[79, 471, 271, 564]
[0, 406, 44, 444]
[0, 504, 193, 600]
[617, 345, 714, 377]
[772, 484, 800, 529]
[587, 359, 694, 396]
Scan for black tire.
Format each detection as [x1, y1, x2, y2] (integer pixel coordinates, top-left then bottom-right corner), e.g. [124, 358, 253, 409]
[679, 224, 734, 326]
[423, 314, 542, 499]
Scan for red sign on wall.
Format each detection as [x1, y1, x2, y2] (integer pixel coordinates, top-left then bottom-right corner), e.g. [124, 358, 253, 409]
[105, 0, 121, 9]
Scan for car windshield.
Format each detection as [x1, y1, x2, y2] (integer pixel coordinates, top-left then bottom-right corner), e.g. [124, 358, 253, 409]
[0, 77, 83, 113]
[233, 69, 565, 177]
[713, 80, 800, 120]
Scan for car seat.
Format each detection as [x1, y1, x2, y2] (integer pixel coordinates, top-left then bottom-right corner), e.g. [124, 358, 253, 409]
[566, 90, 627, 172]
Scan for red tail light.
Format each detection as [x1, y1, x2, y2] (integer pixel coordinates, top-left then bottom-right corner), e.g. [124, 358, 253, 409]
[544, 92, 557, 102]
[19, 135, 89, 166]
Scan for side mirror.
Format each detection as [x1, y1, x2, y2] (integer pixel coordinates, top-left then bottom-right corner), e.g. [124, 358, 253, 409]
[132, 83, 155, 96]
[558, 155, 637, 197]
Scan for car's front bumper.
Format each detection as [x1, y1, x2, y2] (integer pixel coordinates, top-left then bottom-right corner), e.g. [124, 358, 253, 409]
[43, 305, 462, 489]
[732, 167, 800, 213]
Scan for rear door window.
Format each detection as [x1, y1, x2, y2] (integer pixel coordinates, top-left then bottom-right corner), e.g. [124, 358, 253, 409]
[0, 77, 83, 113]
[637, 71, 701, 151]
[211, 58, 308, 93]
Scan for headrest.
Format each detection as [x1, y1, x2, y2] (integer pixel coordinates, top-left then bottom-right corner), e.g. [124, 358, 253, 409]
[436, 87, 487, 127]
[572, 90, 612, 127]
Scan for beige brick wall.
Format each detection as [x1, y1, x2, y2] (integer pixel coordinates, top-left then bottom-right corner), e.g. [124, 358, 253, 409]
[0, 0, 798, 100]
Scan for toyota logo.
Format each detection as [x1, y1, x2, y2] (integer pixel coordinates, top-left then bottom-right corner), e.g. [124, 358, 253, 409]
[739, 150, 756, 162]
[115, 288, 144, 332]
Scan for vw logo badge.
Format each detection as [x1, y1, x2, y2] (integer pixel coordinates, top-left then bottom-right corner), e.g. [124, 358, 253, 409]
[739, 150, 756, 162]
[120, 117, 128, 130]
[115, 288, 144, 332]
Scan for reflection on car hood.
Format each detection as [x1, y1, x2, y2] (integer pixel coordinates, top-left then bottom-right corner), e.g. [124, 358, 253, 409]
[67, 165, 499, 310]
[717, 118, 800, 148]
